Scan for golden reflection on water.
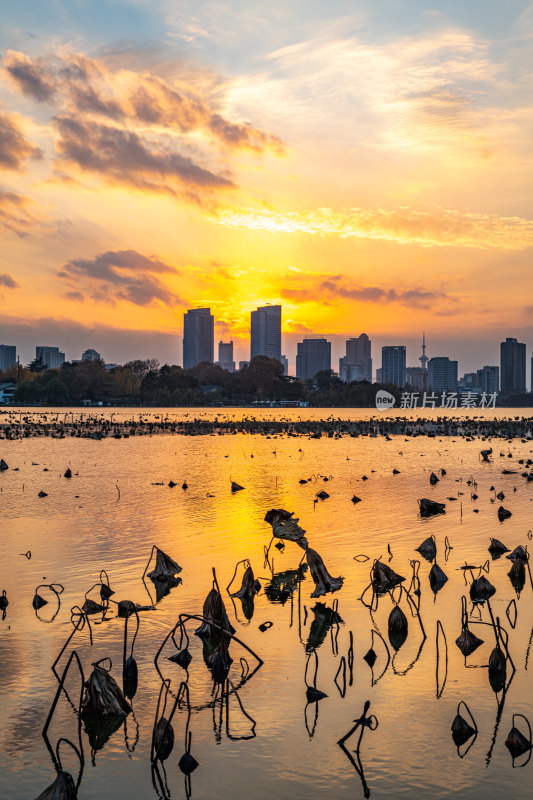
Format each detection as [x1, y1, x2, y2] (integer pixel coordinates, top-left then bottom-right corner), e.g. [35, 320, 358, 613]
[0, 412, 532, 799]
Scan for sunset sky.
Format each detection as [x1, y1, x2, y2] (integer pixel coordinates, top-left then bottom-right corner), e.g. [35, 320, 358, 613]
[1, 0, 532, 373]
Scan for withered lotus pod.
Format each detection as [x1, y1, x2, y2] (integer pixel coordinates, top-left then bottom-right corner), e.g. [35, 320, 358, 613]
[0, 590, 9, 610]
[207, 644, 233, 683]
[372, 561, 405, 593]
[123, 656, 138, 699]
[194, 587, 235, 637]
[82, 598, 104, 615]
[230, 565, 257, 599]
[147, 548, 182, 581]
[429, 562, 448, 594]
[231, 481, 245, 492]
[505, 716, 532, 760]
[388, 605, 408, 651]
[430, 472, 439, 485]
[455, 628, 484, 657]
[117, 600, 136, 618]
[0, 459, 8, 471]
[306, 686, 327, 702]
[470, 575, 496, 605]
[64, 468, 72, 478]
[451, 714, 476, 747]
[351, 495, 361, 504]
[508, 561, 526, 593]
[178, 751, 199, 775]
[488, 538, 509, 558]
[153, 717, 175, 762]
[34, 771, 77, 800]
[169, 649, 192, 670]
[315, 490, 329, 500]
[506, 545, 528, 563]
[32, 593, 48, 610]
[81, 662, 132, 720]
[488, 646, 506, 693]
[497, 506, 512, 521]
[306, 548, 344, 598]
[416, 535, 437, 562]
[363, 648, 377, 668]
[419, 498, 446, 517]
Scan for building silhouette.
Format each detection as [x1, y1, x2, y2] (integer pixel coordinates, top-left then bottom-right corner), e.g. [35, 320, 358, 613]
[382, 346, 406, 387]
[406, 366, 427, 392]
[0, 345, 16, 372]
[296, 338, 331, 381]
[477, 365, 499, 394]
[500, 337, 526, 392]
[427, 357, 458, 392]
[36, 346, 65, 368]
[217, 341, 235, 373]
[183, 308, 214, 369]
[250, 305, 281, 362]
[339, 333, 372, 382]
[279, 355, 289, 376]
[82, 348, 101, 361]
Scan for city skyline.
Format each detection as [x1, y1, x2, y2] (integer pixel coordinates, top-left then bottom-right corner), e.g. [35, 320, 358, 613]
[0, 1, 532, 373]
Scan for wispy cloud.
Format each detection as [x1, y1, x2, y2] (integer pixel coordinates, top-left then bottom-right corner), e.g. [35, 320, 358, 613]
[0, 109, 42, 170]
[215, 206, 533, 250]
[0, 273, 20, 289]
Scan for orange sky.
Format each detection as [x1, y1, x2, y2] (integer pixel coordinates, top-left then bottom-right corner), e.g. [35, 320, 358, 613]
[0, 1, 532, 371]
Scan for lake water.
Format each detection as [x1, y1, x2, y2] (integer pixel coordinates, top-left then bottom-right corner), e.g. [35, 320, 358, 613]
[1, 408, 532, 799]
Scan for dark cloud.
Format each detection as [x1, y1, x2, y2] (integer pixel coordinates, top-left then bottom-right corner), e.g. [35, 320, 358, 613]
[0, 273, 20, 288]
[53, 116, 235, 197]
[58, 249, 182, 307]
[4, 50, 56, 101]
[319, 278, 450, 309]
[0, 111, 42, 170]
[68, 84, 124, 120]
[64, 290, 84, 301]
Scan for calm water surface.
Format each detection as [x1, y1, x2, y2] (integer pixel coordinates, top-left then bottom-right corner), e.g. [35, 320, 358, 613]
[1, 408, 532, 799]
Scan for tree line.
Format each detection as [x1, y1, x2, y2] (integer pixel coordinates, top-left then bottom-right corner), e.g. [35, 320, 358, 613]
[0, 357, 398, 407]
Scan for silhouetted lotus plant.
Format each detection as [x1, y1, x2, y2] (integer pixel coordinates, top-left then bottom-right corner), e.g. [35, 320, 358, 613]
[33, 583, 64, 622]
[451, 701, 478, 756]
[227, 559, 258, 599]
[144, 544, 182, 582]
[470, 575, 496, 605]
[497, 506, 512, 521]
[195, 571, 235, 638]
[505, 714, 532, 765]
[456, 597, 484, 657]
[151, 680, 179, 764]
[337, 700, 378, 799]
[488, 538, 510, 559]
[419, 498, 446, 517]
[430, 471, 439, 485]
[388, 604, 408, 651]
[306, 548, 344, 597]
[429, 562, 448, 594]
[122, 605, 140, 700]
[264, 508, 309, 549]
[416, 535, 437, 562]
[506, 545, 528, 563]
[306, 602, 343, 652]
[81, 659, 132, 721]
[305, 649, 327, 703]
[0, 589, 8, 614]
[372, 561, 405, 594]
[488, 646, 507, 693]
[508, 561, 526, 594]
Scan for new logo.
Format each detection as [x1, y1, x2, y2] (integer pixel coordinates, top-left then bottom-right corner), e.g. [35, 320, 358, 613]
[375, 390, 396, 410]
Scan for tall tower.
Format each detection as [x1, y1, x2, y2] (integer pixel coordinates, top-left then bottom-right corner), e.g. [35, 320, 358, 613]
[182, 308, 214, 369]
[419, 332, 428, 371]
[250, 305, 282, 362]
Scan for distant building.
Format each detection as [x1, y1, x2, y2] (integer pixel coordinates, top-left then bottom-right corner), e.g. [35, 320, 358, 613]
[217, 341, 235, 373]
[500, 337, 526, 393]
[250, 305, 281, 361]
[0, 382, 16, 404]
[460, 372, 479, 389]
[376, 367, 382, 383]
[427, 357, 458, 392]
[238, 360, 250, 371]
[296, 338, 331, 381]
[183, 308, 214, 369]
[0, 345, 16, 372]
[279, 355, 289, 376]
[104, 363, 119, 372]
[477, 365, 499, 394]
[382, 346, 406, 387]
[81, 348, 101, 361]
[406, 366, 427, 392]
[339, 333, 372, 382]
[36, 346, 65, 368]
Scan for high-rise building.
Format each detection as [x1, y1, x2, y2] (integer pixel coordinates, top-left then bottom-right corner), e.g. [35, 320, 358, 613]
[427, 357, 458, 392]
[279, 355, 289, 376]
[376, 367, 382, 383]
[500, 337, 526, 392]
[339, 333, 372, 382]
[183, 308, 214, 369]
[250, 305, 281, 362]
[406, 366, 427, 392]
[82, 348, 101, 361]
[217, 341, 235, 373]
[296, 338, 331, 381]
[36, 346, 65, 368]
[382, 346, 406, 387]
[0, 345, 16, 372]
[477, 366, 499, 394]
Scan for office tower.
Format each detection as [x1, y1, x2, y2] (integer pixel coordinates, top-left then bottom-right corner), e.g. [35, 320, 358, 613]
[382, 346, 406, 387]
[500, 337, 526, 392]
[460, 372, 479, 389]
[296, 338, 331, 381]
[183, 308, 214, 369]
[279, 355, 289, 376]
[0, 345, 16, 372]
[82, 348, 101, 361]
[376, 367, 382, 383]
[35, 346, 65, 368]
[427, 357, 458, 392]
[217, 341, 235, 373]
[250, 305, 281, 362]
[405, 366, 427, 392]
[477, 366, 499, 394]
[339, 333, 372, 382]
